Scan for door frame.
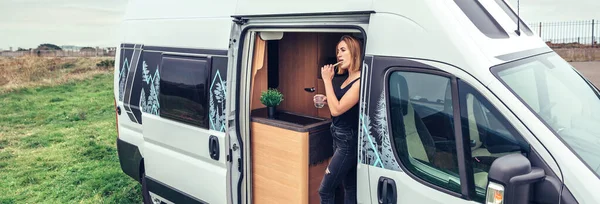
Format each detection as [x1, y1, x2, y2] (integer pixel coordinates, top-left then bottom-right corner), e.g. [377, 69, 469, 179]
[377, 59, 474, 199]
[231, 17, 371, 203]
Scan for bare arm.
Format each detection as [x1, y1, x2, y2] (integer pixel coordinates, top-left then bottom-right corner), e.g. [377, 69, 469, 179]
[323, 79, 360, 117]
[321, 63, 361, 116]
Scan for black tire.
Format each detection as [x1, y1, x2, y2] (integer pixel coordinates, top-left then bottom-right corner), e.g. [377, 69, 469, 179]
[141, 171, 152, 204]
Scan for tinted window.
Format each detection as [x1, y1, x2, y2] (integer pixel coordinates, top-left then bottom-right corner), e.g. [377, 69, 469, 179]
[458, 80, 530, 202]
[388, 71, 461, 194]
[159, 55, 210, 128]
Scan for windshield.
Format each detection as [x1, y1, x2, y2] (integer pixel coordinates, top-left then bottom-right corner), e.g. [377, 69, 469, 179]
[492, 52, 600, 176]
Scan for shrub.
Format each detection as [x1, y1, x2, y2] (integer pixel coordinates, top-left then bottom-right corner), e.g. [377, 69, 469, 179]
[96, 59, 115, 68]
[260, 88, 284, 107]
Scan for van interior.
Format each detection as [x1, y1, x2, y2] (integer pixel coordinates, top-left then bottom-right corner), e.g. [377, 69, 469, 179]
[247, 30, 362, 203]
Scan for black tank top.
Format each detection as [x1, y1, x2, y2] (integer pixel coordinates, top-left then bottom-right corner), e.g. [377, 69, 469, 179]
[331, 76, 360, 130]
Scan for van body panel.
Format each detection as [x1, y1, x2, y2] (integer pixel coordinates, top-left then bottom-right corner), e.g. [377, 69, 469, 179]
[234, 0, 374, 16]
[115, 44, 146, 162]
[368, 166, 477, 204]
[441, 0, 548, 61]
[121, 19, 232, 51]
[115, 39, 231, 202]
[356, 164, 372, 203]
[123, 0, 237, 20]
[143, 113, 228, 204]
[117, 120, 146, 155]
[365, 13, 494, 86]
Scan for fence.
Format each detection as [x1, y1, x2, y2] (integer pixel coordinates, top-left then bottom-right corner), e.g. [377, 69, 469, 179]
[528, 20, 599, 48]
[0, 50, 116, 58]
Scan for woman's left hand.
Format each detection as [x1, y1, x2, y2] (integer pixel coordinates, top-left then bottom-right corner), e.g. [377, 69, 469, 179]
[321, 64, 334, 81]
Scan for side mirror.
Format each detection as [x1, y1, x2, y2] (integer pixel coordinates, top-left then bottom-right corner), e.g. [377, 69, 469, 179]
[486, 153, 545, 204]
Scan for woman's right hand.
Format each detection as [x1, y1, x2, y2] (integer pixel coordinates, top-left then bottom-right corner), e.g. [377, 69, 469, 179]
[321, 64, 335, 81]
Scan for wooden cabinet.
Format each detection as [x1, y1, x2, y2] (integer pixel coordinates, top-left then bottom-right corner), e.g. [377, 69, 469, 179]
[251, 109, 333, 204]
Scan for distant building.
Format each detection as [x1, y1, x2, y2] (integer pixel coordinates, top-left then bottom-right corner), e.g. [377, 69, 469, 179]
[61, 45, 82, 52]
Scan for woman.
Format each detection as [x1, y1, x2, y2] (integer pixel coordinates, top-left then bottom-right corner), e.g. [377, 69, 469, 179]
[318, 35, 362, 204]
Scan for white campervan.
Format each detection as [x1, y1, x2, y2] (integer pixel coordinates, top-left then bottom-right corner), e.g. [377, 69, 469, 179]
[113, 0, 600, 203]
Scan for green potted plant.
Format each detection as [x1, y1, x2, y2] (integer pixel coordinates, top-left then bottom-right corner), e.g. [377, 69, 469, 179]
[260, 88, 284, 119]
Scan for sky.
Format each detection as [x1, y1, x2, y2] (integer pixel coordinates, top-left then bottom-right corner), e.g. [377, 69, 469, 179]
[0, 0, 599, 50]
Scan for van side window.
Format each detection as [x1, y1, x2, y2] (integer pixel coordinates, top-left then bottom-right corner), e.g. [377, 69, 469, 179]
[388, 71, 461, 194]
[159, 55, 211, 128]
[457, 80, 530, 201]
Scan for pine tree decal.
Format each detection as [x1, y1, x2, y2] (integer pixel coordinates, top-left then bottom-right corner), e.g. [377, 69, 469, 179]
[215, 81, 226, 131]
[142, 61, 150, 84]
[209, 87, 216, 129]
[119, 58, 129, 101]
[375, 93, 401, 170]
[374, 92, 388, 145]
[140, 88, 147, 113]
[146, 67, 160, 115]
[361, 112, 376, 165]
[209, 70, 227, 132]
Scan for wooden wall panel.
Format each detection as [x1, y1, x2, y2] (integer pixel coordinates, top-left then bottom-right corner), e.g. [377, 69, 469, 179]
[251, 36, 268, 110]
[315, 33, 344, 119]
[277, 32, 319, 117]
[251, 122, 309, 204]
[317, 33, 343, 71]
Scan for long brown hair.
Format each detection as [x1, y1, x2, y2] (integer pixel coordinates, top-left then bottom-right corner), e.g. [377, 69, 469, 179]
[336, 35, 362, 75]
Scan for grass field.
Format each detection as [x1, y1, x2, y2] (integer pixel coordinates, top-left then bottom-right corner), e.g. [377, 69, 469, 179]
[0, 73, 142, 203]
[0, 56, 114, 94]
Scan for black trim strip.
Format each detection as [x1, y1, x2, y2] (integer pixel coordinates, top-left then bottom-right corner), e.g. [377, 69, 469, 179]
[116, 138, 142, 181]
[454, 0, 509, 39]
[123, 44, 143, 124]
[374, 56, 446, 73]
[494, 47, 553, 61]
[232, 10, 375, 19]
[144, 46, 227, 56]
[119, 44, 228, 56]
[146, 176, 208, 204]
[122, 43, 136, 48]
[452, 76, 474, 199]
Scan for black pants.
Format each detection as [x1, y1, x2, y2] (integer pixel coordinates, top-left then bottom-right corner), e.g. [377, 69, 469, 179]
[319, 124, 358, 204]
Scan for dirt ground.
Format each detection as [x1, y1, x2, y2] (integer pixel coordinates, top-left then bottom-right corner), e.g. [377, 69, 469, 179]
[571, 61, 600, 87]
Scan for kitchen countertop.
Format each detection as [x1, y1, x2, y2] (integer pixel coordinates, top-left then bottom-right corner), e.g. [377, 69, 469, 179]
[250, 108, 331, 133]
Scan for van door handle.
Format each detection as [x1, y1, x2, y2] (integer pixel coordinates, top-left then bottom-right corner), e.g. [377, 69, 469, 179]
[378, 177, 397, 204]
[209, 136, 219, 161]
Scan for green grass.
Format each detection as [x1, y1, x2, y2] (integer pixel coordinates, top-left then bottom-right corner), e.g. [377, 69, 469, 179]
[0, 73, 142, 203]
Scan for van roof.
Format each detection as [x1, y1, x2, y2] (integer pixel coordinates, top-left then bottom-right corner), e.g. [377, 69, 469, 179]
[122, 0, 550, 84]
